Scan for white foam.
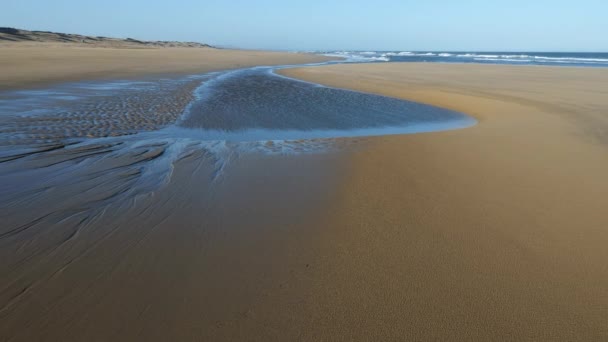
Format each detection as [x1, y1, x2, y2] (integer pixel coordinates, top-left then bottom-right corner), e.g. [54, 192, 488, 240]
[500, 54, 532, 58]
[532, 56, 608, 62]
[369, 56, 390, 61]
[474, 58, 531, 62]
[321, 51, 608, 65]
[456, 53, 501, 58]
[383, 51, 414, 56]
[322, 52, 389, 62]
[534, 59, 601, 64]
[457, 53, 608, 64]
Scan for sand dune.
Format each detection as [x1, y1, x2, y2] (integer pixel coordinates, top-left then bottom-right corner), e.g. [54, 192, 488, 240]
[0, 27, 211, 48]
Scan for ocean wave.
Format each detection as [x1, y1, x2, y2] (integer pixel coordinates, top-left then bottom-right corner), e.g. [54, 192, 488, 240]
[532, 56, 608, 62]
[500, 54, 532, 58]
[457, 54, 499, 58]
[460, 54, 608, 63]
[534, 59, 602, 65]
[318, 51, 608, 66]
[323, 52, 389, 62]
[389, 52, 437, 57]
[383, 51, 414, 56]
[474, 58, 531, 62]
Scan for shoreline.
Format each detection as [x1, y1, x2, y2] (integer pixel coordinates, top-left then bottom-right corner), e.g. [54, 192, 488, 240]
[0, 43, 335, 91]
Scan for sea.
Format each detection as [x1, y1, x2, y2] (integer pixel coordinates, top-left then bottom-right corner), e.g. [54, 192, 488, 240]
[318, 51, 608, 67]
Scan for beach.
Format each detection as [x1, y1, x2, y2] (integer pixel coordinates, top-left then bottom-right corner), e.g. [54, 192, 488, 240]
[2, 45, 608, 342]
[281, 63, 608, 340]
[0, 43, 333, 90]
[0, 45, 347, 341]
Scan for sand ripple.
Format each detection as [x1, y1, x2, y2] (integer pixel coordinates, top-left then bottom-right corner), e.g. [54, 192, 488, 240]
[0, 78, 203, 144]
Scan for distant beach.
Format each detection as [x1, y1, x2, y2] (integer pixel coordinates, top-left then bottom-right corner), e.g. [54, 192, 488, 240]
[0, 42, 335, 90]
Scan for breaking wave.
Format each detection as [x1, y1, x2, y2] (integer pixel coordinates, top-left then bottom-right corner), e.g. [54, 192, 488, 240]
[317, 51, 608, 67]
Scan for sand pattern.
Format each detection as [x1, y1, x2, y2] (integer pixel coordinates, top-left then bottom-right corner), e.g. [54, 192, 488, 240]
[0, 78, 203, 145]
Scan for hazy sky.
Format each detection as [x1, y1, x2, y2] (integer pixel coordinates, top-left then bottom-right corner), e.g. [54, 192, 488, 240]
[2, 0, 607, 51]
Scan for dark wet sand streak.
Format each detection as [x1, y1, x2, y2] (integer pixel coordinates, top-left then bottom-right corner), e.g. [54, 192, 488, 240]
[0, 142, 346, 340]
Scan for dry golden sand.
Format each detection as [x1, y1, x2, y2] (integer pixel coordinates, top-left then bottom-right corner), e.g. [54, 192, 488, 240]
[281, 63, 608, 340]
[0, 43, 333, 90]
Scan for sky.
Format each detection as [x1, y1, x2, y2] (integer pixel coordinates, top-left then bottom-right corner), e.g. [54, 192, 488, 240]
[2, 0, 607, 51]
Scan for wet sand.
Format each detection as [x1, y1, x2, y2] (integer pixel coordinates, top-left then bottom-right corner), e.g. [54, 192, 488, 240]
[0, 46, 357, 341]
[281, 63, 608, 340]
[0, 47, 349, 341]
[2, 55, 608, 341]
[0, 43, 334, 90]
[0, 140, 351, 341]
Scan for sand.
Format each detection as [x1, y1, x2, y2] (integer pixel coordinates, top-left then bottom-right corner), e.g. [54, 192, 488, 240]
[2, 50, 608, 341]
[1, 76, 204, 143]
[0, 43, 333, 90]
[280, 63, 608, 340]
[0, 141, 350, 341]
[1, 45, 346, 341]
